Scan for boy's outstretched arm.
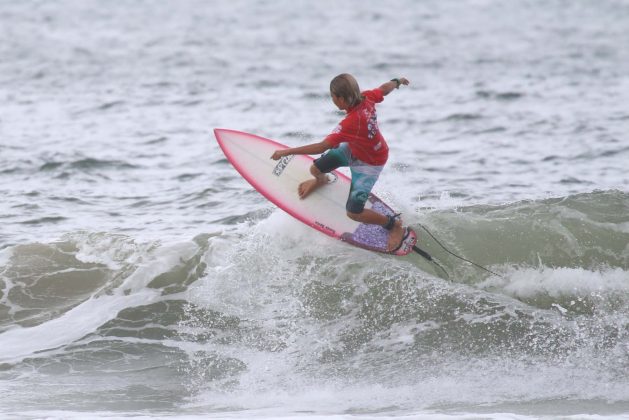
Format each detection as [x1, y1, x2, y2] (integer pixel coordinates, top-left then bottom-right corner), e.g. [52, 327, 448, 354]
[271, 140, 332, 160]
[379, 77, 410, 96]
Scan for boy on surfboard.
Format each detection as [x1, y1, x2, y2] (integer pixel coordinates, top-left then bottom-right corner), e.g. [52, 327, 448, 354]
[271, 74, 410, 252]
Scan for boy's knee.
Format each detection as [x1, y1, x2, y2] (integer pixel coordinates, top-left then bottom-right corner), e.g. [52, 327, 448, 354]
[346, 210, 362, 221]
[346, 191, 368, 214]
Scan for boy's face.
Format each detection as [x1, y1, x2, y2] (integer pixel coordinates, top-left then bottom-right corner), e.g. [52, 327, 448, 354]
[331, 92, 347, 111]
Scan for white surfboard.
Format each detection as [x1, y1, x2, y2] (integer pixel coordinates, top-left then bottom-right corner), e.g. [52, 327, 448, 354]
[214, 129, 417, 255]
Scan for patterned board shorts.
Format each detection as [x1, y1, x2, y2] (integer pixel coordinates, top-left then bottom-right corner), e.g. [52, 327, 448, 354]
[313, 143, 384, 213]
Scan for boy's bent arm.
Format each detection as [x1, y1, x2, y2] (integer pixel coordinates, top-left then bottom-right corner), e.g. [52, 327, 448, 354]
[379, 77, 410, 96]
[271, 140, 332, 160]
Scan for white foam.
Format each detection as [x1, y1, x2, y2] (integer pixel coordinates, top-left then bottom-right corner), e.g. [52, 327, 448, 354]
[67, 231, 160, 270]
[253, 208, 347, 257]
[478, 266, 629, 300]
[185, 361, 629, 419]
[0, 246, 13, 267]
[0, 246, 15, 302]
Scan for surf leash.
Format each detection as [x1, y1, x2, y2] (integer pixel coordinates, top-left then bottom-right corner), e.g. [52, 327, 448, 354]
[411, 244, 450, 279]
[415, 223, 504, 279]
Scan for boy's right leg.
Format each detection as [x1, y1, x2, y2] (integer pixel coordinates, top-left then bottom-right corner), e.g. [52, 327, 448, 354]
[298, 165, 328, 199]
[299, 145, 349, 199]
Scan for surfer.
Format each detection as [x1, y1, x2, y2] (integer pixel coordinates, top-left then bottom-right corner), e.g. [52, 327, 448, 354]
[271, 74, 410, 251]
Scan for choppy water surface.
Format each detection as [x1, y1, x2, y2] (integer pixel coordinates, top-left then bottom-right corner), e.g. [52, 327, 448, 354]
[1, 1, 628, 419]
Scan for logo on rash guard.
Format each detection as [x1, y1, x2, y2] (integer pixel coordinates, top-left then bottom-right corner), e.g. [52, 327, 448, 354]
[366, 111, 378, 139]
[273, 155, 294, 176]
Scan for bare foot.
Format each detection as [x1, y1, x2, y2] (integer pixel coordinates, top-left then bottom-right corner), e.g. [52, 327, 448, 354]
[387, 220, 406, 252]
[298, 178, 325, 199]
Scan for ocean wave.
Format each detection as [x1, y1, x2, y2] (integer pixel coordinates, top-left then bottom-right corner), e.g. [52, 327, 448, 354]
[414, 189, 629, 279]
[0, 191, 626, 413]
[39, 157, 141, 172]
[0, 231, 208, 363]
[1, 190, 626, 339]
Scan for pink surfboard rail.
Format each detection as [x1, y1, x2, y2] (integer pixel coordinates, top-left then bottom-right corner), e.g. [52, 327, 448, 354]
[214, 128, 416, 256]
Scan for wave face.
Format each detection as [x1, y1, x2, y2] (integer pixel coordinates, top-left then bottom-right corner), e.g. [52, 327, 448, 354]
[417, 189, 629, 276]
[0, 191, 627, 417]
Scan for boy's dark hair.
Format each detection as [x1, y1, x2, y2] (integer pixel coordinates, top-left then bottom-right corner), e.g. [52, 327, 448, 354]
[330, 74, 363, 108]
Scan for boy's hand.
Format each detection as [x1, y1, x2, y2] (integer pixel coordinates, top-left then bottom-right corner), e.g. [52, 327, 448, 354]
[271, 150, 287, 160]
[380, 77, 410, 95]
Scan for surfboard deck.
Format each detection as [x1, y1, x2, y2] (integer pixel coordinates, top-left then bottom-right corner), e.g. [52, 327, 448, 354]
[214, 128, 417, 256]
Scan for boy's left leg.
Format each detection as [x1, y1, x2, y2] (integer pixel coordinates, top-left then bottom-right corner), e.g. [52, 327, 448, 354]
[346, 209, 405, 252]
[345, 165, 406, 251]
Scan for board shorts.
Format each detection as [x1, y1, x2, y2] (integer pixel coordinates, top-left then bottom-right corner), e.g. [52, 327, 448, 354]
[313, 143, 384, 213]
